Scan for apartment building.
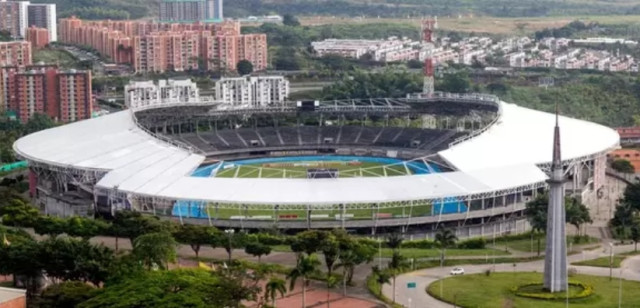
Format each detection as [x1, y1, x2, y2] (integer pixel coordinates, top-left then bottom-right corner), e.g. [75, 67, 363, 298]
[25, 26, 49, 49]
[159, 0, 223, 22]
[0, 41, 31, 67]
[58, 17, 265, 73]
[0, 0, 29, 38]
[26, 3, 56, 41]
[125, 78, 200, 109]
[1, 64, 92, 123]
[215, 75, 289, 106]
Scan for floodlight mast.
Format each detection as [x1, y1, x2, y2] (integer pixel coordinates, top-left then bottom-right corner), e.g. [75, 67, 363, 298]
[422, 17, 437, 97]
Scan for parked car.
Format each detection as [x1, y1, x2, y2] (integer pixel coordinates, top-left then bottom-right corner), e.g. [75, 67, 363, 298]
[450, 267, 465, 275]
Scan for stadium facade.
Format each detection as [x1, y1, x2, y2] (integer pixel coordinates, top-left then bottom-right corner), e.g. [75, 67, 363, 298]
[13, 93, 619, 237]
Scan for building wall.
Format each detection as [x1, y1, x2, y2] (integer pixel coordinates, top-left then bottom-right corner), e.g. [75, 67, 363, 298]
[0, 1, 29, 38]
[26, 4, 56, 41]
[215, 76, 289, 106]
[3, 65, 92, 123]
[0, 41, 32, 67]
[25, 26, 49, 49]
[58, 17, 263, 73]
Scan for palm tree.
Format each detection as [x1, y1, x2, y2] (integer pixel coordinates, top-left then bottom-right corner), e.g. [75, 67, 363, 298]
[386, 233, 403, 251]
[287, 254, 321, 308]
[435, 228, 458, 266]
[265, 276, 287, 308]
[387, 251, 409, 304]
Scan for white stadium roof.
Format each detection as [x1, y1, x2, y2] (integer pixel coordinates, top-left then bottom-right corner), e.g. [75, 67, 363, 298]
[13, 101, 619, 205]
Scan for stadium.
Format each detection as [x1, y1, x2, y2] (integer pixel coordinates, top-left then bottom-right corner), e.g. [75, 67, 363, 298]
[13, 92, 619, 237]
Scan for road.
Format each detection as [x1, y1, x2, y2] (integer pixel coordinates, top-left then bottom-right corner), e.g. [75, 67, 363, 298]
[382, 243, 640, 308]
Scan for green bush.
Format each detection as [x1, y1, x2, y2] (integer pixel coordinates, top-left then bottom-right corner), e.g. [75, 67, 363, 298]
[512, 281, 594, 300]
[457, 237, 487, 249]
[400, 239, 437, 249]
[255, 233, 288, 246]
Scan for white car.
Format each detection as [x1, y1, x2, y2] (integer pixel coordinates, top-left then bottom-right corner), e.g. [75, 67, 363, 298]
[450, 267, 465, 275]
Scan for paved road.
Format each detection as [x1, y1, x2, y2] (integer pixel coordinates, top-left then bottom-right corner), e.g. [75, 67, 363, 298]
[382, 244, 640, 308]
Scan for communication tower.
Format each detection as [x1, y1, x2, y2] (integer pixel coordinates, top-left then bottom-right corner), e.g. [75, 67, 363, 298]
[421, 17, 437, 96]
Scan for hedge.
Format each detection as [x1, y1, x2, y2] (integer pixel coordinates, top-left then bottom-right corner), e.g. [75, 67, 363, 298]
[512, 281, 594, 300]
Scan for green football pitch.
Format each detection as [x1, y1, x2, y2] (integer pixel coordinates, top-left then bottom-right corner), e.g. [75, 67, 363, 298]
[214, 161, 413, 178]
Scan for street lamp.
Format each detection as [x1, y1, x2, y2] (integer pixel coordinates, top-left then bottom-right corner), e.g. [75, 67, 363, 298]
[609, 242, 614, 281]
[225, 229, 235, 264]
[619, 266, 624, 308]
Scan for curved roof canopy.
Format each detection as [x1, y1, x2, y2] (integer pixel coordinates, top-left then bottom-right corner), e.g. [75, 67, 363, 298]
[13, 102, 619, 205]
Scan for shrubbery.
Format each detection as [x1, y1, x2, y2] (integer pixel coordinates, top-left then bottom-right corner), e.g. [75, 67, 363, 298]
[512, 281, 594, 300]
[456, 237, 487, 249]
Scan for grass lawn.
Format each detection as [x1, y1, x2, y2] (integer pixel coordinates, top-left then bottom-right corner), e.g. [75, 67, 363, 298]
[0, 281, 13, 288]
[379, 248, 510, 258]
[32, 48, 78, 68]
[428, 272, 640, 308]
[500, 236, 599, 253]
[571, 251, 640, 268]
[214, 161, 411, 178]
[206, 203, 432, 220]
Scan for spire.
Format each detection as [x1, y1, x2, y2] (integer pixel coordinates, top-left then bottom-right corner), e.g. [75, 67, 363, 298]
[552, 104, 561, 169]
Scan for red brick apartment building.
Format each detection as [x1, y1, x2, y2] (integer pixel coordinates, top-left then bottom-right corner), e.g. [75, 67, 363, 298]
[0, 64, 92, 123]
[0, 41, 31, 67]
[58, 17, 267, 73]
[25, 26, 50, 49]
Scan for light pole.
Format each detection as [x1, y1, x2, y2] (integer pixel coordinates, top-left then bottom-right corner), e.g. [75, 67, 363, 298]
[225, 229, 235, 264]
[378, 237, 382, 268]
[609, 242, 614, 281]
[618, 266, 624, 308]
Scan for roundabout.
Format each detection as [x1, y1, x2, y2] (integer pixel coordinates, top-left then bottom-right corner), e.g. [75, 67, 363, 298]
[382, 246, 640, 308]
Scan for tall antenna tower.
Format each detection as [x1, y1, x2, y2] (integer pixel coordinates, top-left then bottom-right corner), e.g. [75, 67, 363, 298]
[421, 17, 437, 96]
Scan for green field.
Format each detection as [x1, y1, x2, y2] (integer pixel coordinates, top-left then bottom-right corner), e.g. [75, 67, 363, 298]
[206, 203, 432, 220]
[571, 251, 640, 268]
[32, 48, 78, 68]
[499, 236, 599, 253]
[428, 272, 640, 308]
[214, 161, 412, 178]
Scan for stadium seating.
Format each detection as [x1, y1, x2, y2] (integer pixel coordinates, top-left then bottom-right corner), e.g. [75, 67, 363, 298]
[168, 125, 468, 156]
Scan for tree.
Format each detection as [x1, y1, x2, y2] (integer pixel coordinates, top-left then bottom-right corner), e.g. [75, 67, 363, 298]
[336, 241, 375, 288]
[287, 254, 321, 308]
[236, 59, 254, 75]
[437, 72, 471, 93]
[36, 281, 96, 308]
[38, 237, 114, 286]
[434, 228, 457, 265]
[0, 199, 40, 227]
[264, 276, 287, 308]
[612, 159, 635, 173]
[65, 217, 109, 240]
[132, 232, 178, 270]
[0, 239, 44, 296]
[112, 211, 171, 249]
[525, 193, 548, 256]
[386, 233, 403, 251]
[407, 59, 423, 69]
[79, 268, 258, 308]
[215, 231, 247, 263]
[632, 223, 640, 252]
[282, 14, 300, 27]
[33, 216, 68, 237]
[173, 224, 214, 260]
[24, 113, 55, 134]
[565, 198, 592, 237]
[372, 265, 390, 288]
[387, 251, 409, 304]
[244, 242, 272, 263]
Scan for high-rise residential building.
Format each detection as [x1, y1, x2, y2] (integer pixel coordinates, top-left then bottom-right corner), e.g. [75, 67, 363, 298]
[27, 3, 56, 41]
[1, 64, 92, 123]
[58, 18, 267, 73]
[25, 26, 49, 49]
[0, 0, 29, 38]
[125, 78, 200, 109]
[159, 0, 223, 22]
[215, 76, 289, 106]
[57, 69, 92, 122]
[0, 41, 32, 66]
